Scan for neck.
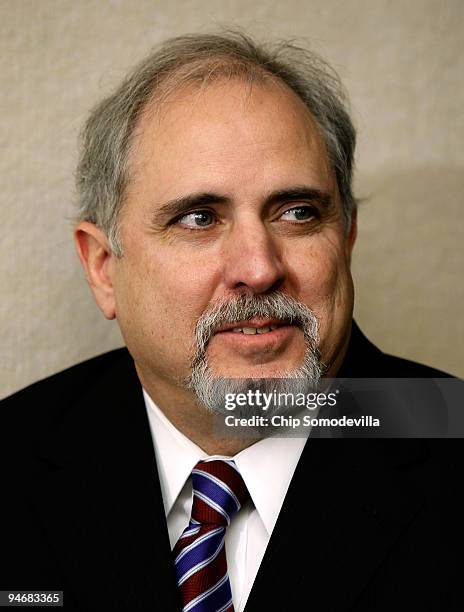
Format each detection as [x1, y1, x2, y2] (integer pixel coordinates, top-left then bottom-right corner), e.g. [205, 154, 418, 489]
[136, 364, 260, 455]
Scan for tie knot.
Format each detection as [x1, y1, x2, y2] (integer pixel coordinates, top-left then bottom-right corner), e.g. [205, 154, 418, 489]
[191, 460, 249, 526]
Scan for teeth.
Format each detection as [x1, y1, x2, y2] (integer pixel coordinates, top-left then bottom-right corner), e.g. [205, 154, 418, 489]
[230, 326, 277, 334]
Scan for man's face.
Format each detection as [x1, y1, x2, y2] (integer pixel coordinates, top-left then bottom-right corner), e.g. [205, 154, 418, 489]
[109, 79, 356, 394]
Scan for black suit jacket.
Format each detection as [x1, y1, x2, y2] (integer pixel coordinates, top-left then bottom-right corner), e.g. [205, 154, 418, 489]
[1, 322, 463, 611]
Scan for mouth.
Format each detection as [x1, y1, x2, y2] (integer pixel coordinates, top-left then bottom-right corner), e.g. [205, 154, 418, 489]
[212, 319, 299, 353]
[207, 317, 304, 368]
[215, 318, 293, 336]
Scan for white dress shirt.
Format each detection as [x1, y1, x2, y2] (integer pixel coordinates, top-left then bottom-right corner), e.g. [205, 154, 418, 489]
[143, 389, 309, 612]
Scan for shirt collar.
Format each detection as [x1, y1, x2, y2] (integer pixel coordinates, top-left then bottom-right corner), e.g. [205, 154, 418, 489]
[143, 389, 206, 516]
[143, 389, 308, 535]
[233, 434, 307, 534]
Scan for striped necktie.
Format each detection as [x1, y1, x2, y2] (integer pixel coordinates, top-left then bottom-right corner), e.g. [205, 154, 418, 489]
[173, 459, 249, 612]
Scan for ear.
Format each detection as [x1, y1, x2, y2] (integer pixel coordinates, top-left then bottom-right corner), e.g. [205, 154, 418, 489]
[74, 222, 117, 320]
[345, 209, 358, 263]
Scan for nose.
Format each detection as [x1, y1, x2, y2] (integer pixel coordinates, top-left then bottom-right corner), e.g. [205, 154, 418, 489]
[222, 218, 286, 294]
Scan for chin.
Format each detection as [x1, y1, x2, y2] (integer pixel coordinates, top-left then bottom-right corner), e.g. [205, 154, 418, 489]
[210, 362, 305, 380]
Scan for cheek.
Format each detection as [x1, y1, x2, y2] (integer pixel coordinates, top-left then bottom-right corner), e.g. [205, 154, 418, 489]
[288, 236, 353, 346]
[112, 244, 222, 380]
[157, 252, 221, 326]
[117, 244, 220, 338]
[290, 240, 345, 305]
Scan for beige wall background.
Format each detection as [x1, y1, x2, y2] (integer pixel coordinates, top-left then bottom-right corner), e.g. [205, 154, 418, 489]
[1, 0, 463, 398]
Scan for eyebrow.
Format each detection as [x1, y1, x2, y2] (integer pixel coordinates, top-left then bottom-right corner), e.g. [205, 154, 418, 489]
[266, 187, 332, 208]
[151, 186, 332, 226]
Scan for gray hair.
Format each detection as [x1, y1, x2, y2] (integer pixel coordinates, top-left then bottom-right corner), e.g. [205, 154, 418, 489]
[75, 30, 357, 257]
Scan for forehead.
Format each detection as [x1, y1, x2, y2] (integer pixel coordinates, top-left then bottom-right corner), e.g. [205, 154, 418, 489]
[127, 78, 335, 204]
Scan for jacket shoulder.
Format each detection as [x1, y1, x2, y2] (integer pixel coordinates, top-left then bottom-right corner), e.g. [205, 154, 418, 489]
[377, 352, 453, 378]
[0, 348, 133, 426]
[340, 321, 455, 378]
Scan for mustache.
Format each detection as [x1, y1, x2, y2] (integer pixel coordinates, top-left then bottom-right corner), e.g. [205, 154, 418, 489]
[193, 292, 319, 356]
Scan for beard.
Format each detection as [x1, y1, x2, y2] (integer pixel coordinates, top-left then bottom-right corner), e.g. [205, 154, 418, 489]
[186, 292, 323, 419]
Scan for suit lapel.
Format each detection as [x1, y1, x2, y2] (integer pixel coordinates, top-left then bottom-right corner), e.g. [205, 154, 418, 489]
[32, 352, 180, 611]
[245, 437, 428, 612]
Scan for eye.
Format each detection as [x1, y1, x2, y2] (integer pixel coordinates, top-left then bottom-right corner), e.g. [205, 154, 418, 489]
[280, 205, 318, 222]
[177, 210, 215, 229]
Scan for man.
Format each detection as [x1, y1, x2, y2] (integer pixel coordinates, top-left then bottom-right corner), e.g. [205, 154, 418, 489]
[1, 31, 462, 611]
